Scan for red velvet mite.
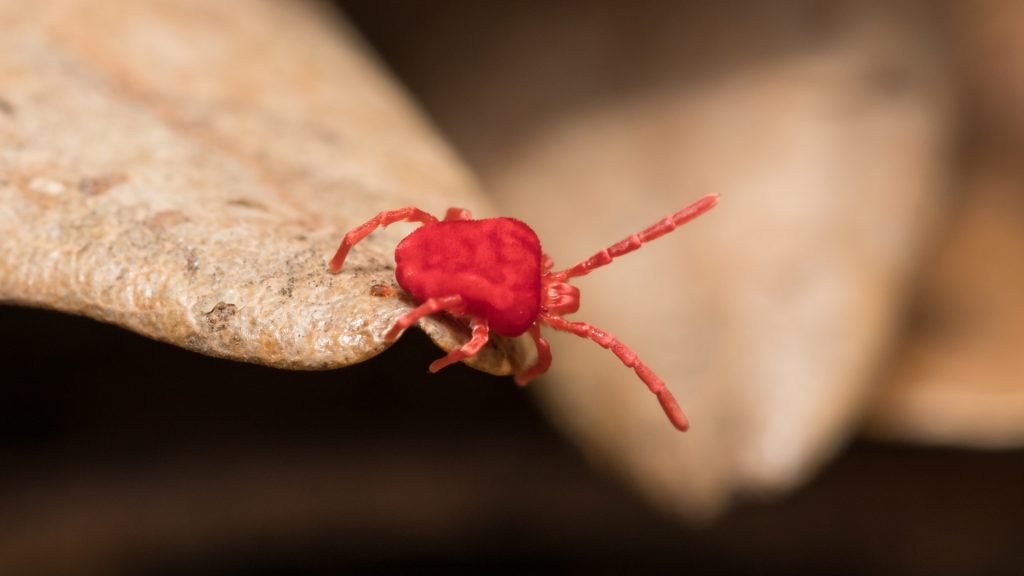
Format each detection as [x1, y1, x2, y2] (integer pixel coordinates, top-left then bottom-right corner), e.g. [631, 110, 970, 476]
[328, 195, 718, 431]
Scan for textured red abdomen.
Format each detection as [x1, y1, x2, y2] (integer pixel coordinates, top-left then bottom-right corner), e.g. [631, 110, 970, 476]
[394, 218, 542, 337]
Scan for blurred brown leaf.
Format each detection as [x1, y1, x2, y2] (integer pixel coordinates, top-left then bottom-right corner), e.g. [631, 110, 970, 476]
[369, 0, 954, 517]
[0, 0, 528, 374]
[868, 156, 1024, 446]
[866, 2, 1024, 447]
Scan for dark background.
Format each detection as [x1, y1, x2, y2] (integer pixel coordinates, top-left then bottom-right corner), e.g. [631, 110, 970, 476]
[4, 305, 1024, 576]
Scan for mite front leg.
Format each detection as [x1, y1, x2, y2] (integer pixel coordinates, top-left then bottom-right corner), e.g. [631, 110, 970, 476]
[385, 295, 465, 341]
[429, 317, 490, 373]
[514, 324, 552, 386]
[542, 315, 689, 431]
[551, 193, 718, 281]
[540, 253, 555, 274]
[328, 207, 439, 272]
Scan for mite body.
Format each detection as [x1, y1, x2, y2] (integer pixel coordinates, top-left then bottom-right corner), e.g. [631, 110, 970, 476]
[329, 195, 718, 431]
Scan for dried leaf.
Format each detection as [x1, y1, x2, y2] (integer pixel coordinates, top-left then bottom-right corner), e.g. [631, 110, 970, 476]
[0, 0, 529, 373]
[402, 2, 953, 517]
[868, 160, 1024, 447]
[866, 3, 1024, 447]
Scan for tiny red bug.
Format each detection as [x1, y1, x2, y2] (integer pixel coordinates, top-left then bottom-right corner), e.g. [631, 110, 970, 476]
[328, 194, 718, 431]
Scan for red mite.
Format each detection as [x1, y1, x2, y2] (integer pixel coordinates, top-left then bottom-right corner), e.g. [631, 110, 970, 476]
[328, 194, 718, 431]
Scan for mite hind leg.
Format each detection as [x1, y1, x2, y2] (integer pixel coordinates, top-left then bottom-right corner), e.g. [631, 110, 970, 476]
[385, 295, 465, 341]
[429, 317, 491, 372]
[443, 207, 473, 221]
[328, 207, 439, 272]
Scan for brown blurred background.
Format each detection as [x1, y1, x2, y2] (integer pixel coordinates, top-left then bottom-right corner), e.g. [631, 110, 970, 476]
[3, 0, 1024, 574]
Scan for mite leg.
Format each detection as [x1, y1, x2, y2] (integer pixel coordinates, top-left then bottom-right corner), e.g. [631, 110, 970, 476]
[385, 295, 465, 341]
[328, 207, 439, 272]
[542, 315, 689, 431]
[551, 193, 718, 281]
[443, 207, 473, 221]
[429, 317, 490, 372]
[514, 324, 552, 387]
[540, 253, 555, 274]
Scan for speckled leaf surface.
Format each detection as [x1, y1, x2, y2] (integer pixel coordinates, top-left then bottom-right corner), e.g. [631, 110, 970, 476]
[0, 0, 528, 373]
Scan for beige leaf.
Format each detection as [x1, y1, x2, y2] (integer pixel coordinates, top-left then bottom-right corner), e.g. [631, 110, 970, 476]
[866, 2, 1024, 448]
[390, 2, 953, 517]
[0, 0, 529, 374]
[868, 158, 1024, 447]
